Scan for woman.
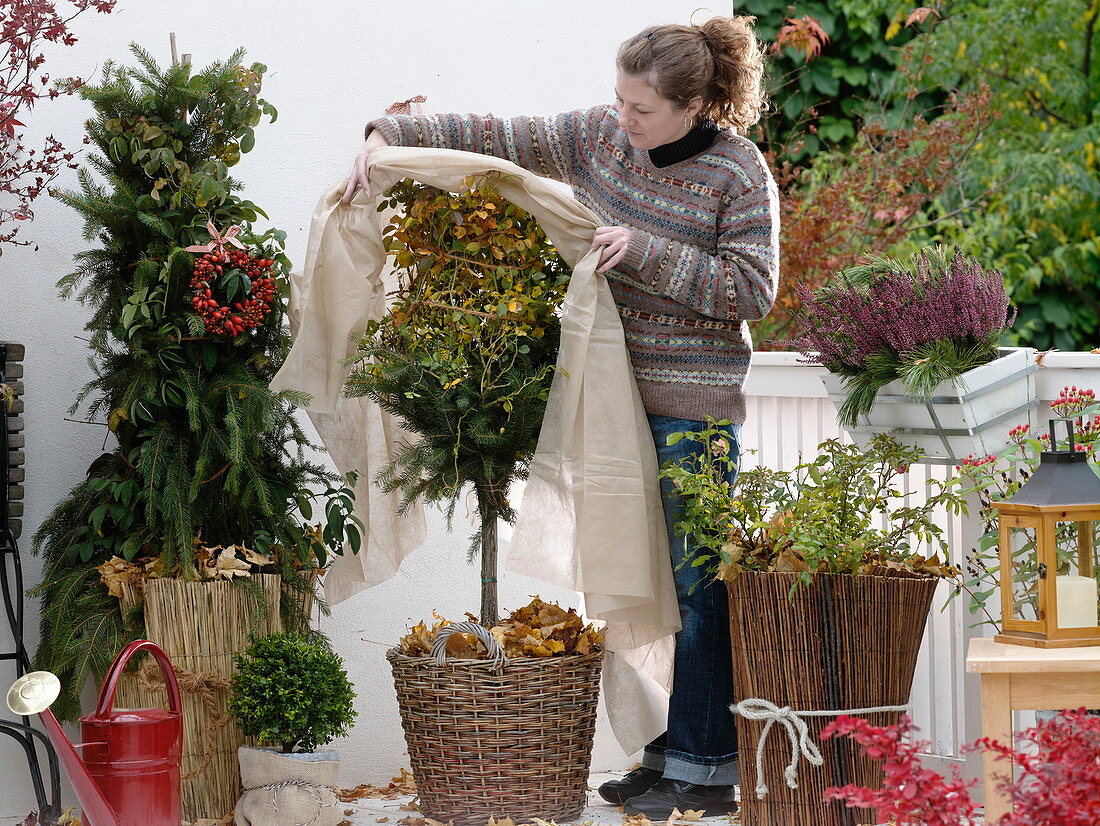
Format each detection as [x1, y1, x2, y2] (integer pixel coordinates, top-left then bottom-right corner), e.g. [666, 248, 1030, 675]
[343, 17, 779, 820]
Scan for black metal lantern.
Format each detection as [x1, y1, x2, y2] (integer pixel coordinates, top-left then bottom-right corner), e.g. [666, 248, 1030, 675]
[994, 419, 1100, 648]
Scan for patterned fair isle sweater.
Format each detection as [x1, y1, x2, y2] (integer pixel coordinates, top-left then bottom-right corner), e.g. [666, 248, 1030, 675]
[366, 104, 780, 424]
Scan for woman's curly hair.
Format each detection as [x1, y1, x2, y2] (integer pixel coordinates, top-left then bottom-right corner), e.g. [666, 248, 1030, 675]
[617, 16, 769, 132]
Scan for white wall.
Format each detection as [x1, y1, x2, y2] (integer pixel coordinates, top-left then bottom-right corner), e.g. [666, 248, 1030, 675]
[1, 1, 724, 818]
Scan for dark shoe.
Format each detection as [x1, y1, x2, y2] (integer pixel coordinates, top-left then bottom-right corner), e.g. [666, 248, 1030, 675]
[596, 766, 664, 806]
[622, 778, 739, 819]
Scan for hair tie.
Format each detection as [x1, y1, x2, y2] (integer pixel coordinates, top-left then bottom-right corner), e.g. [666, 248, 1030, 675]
[698, 28, 715, 51]
[644, 31, 654, 41]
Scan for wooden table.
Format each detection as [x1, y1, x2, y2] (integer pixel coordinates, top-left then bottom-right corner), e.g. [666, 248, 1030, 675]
[965, 637, 1100, 821]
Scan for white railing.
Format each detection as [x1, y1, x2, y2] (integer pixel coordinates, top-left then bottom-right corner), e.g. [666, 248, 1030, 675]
[741, 350, 1100, 776]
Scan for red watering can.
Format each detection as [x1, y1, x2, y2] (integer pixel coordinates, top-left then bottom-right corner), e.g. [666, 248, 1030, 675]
[5, 640, 183, 826]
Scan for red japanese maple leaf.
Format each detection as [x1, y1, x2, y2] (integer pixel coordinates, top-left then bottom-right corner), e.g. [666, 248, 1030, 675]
[906, 7, 941, 28]
[774, 15, 830, 61]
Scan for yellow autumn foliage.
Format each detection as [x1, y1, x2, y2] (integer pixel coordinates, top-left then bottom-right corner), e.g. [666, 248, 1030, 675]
[398, 596, 604, 659]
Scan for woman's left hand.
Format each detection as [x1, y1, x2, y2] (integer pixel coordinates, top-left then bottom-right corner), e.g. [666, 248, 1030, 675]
[592, 226, 631, 273]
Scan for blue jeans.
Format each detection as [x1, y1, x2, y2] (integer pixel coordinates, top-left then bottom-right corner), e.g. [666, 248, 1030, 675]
[641, 413, 741, 786]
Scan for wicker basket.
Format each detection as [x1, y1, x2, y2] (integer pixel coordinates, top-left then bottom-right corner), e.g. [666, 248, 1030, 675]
[388, 622, 603, 826]
[727, 571, 938, 826]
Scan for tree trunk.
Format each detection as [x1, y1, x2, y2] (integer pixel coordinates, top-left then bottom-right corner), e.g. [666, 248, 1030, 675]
[475, 483, 499, 628]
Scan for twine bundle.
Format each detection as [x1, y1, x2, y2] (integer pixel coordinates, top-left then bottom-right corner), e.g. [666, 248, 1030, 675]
[137, 659, 233, 779]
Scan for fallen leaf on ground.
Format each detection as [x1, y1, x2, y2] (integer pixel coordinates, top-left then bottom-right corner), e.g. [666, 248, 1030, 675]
[338, 784, 390, 801]
[621, 814, 652, 826]
[391, 768, 417, 794]
[339, 768, 417, 801]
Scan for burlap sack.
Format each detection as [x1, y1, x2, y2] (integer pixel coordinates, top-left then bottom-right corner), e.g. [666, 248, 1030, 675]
[235, 746, 341, 826]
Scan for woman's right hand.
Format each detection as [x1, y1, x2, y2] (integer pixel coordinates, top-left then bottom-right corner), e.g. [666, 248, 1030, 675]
[341, 130, 390, 203]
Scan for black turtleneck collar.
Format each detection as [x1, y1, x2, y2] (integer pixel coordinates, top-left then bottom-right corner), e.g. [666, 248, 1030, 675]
[648, 121, 721, 168]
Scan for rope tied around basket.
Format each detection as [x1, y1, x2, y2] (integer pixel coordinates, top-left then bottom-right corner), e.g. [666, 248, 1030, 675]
[241, 779, 339, 826]
[731, 698, 910, 800]
[137, 659, 233, 780]
[430, 620, 508, 671]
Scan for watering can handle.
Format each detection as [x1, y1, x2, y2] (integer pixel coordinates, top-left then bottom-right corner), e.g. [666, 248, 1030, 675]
[94, 639, 183, 718]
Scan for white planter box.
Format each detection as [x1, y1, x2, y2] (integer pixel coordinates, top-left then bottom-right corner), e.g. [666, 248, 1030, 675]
[821, 347, 1039, 463]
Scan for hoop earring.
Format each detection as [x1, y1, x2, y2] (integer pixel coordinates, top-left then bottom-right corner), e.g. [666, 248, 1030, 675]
[684, 116, 693, 129]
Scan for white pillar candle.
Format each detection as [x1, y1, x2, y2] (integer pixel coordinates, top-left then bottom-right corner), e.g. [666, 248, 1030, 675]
[1056, 575, 1099, 628]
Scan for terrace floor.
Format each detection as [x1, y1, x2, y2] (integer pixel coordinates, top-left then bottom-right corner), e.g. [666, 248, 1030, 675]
[340, 771, 741, 825]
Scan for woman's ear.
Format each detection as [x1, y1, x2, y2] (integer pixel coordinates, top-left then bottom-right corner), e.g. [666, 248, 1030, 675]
[684, 96, 704, 122]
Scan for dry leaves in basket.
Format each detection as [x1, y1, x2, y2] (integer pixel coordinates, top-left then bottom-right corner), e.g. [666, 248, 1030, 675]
[96, 541, 276, 598]
[398, 596, 603, 659]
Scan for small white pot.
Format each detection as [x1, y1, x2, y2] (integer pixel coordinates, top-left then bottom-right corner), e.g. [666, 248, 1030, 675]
[235, 745, 341, 826]
[821, 346, 1039, 463]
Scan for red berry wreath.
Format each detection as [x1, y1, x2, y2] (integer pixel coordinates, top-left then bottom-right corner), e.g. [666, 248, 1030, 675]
[189, 249, 277, 337]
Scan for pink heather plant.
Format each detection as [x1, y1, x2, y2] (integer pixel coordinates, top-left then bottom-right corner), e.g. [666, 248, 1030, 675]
[792, 245, 1016, 427]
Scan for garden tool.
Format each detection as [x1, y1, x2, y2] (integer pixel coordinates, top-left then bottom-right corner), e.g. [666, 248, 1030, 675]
[5, 639, 183, 826]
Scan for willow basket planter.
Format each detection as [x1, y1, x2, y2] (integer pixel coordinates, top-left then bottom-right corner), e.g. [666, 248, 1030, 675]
[387, 623, 603, 826]
[727, 571, 939, 826]
[821, 346, 1038, 463]
[115, 575, 285, 822]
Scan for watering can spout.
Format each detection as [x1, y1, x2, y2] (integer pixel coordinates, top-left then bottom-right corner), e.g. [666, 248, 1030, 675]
[7, 671, 121, 826]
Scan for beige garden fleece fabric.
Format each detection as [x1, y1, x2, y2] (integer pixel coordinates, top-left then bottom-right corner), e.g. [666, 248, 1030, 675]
[270, 146, 681, 754]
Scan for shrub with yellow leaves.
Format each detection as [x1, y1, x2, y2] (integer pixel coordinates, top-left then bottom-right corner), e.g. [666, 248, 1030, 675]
[346, 178, 570, 626]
